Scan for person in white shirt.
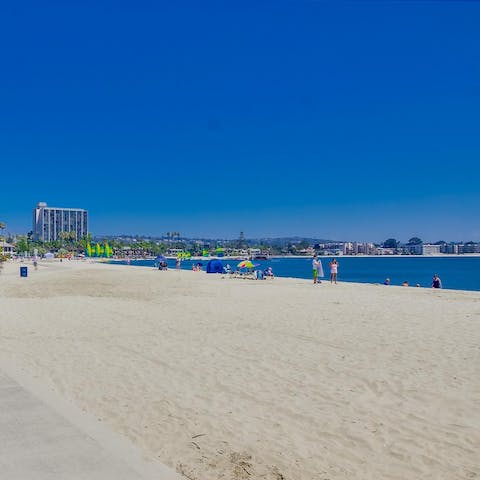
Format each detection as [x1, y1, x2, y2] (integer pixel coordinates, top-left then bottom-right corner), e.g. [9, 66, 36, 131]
[312, 255, 324, 284]
[329, 259, 338, 284]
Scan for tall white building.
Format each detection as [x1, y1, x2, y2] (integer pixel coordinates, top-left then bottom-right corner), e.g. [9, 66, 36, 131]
[421, 244, 441, 255]
[32, 202, 88, 242]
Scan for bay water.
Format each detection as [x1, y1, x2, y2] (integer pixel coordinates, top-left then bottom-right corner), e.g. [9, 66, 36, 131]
[110, 256, 480, 292]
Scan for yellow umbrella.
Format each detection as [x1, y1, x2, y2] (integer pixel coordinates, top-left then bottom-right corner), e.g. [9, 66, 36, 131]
[237, 260, 254, 269]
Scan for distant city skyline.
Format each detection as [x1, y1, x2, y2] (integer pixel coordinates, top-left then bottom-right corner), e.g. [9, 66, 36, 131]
[1, 2, 479, 242]
[3, 199, 479, 245]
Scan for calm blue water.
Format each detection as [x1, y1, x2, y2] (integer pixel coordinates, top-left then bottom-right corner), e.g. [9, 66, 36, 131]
[109, 257, 480, 292]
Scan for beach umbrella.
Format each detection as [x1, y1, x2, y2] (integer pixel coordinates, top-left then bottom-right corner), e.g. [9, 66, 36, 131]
[237, 260, 255, 269]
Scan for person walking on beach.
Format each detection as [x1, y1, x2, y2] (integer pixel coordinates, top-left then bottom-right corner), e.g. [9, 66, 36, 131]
[176, 257, 181, 270]
[329, 258, 338, 284]
[432, 274, 442, 289]
[312, 255, 323, 284]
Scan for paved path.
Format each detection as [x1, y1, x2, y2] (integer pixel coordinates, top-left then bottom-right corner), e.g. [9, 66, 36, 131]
[0, 369, 180, 480]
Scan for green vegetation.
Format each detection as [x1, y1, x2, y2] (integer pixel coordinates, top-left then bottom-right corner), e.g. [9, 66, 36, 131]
[407, 237, 423, 245]
[383, 238, 399, 248]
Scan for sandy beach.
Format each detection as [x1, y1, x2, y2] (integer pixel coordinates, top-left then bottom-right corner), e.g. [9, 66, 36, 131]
[1, 260, 479, 479]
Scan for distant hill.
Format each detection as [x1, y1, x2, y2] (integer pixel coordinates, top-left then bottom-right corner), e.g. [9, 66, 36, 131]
[93, 234, 338, 244]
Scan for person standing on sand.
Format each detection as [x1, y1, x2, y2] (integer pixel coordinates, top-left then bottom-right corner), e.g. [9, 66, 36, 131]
[432, 274, 442, 289]
[329, 258, 338, 284]
[312, 255, 323, 284]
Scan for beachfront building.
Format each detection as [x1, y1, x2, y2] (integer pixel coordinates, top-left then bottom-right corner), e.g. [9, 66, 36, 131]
[343, 242, 377, 255]
[444, 243, 459, 254]
[376, 247, 396, 255]
[421, 244, 442, 255]
[1, 242, 15, 256]
[459, 242, 480, 254]
[403, 243, 423, 255]
[32, 202, 88, 242]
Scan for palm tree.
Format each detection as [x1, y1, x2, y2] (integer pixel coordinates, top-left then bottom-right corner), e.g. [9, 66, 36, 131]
[58, 231, 69, 247]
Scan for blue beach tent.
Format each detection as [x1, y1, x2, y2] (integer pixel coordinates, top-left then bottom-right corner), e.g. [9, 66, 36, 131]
[206, 259, 223, 274]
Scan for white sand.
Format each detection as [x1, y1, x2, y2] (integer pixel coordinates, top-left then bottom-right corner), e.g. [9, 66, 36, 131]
[1, 260, 479, 479]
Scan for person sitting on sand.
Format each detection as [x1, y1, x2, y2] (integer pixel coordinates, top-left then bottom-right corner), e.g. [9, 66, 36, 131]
[384, 278, 390, 285]
[432, 274, 442, 289]
[264, 266, 274, 279]
[402, 281, 409, 287]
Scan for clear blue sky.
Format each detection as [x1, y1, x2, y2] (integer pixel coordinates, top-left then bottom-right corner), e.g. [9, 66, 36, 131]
[1, 1, 479, 242]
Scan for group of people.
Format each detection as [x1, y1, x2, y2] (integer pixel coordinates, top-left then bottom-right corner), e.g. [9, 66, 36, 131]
[223, 263, 274, 279]
[384, 274, 442, 288]
[259, 266, 274, 279]
[312, 255, 443, 289]
[156, 255, 444, 289]
[312, 255, 338, 284]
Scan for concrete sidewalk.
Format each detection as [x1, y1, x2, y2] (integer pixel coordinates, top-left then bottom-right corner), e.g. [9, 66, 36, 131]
[0, 369, 181, 480]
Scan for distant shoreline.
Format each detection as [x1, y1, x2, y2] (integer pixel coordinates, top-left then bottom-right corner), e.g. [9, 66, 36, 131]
[116, 254, 480, 261]
[205, 254, 480, 259]
[297, 254, 480, 259]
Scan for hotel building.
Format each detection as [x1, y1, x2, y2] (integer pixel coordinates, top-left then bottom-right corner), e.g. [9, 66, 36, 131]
[32, 202, 88, 242]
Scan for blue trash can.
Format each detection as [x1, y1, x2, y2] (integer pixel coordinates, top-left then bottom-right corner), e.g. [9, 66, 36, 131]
[20, 266, 28, 277]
